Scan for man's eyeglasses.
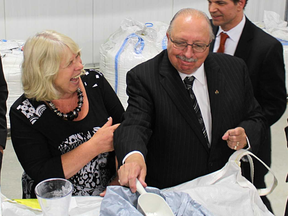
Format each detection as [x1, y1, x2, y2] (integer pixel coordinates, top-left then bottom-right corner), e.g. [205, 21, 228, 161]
[169, 36, 210, 53]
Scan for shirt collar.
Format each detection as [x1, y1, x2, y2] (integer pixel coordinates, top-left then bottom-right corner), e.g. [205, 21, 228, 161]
[178, 64, 206, 85]
[216, 15, 246, 42]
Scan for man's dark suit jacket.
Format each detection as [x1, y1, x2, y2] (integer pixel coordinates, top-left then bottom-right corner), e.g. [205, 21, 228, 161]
[210, 18, 286, 187]
[114, 50, 267, 189]
[0, 56, 8, 169]
[0, 57, 7, 147]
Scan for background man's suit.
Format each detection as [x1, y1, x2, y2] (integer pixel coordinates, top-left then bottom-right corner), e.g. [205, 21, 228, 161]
[0, 57, 8, 170]
[210, 18, 286, 190]
[114, 50, 266, 189]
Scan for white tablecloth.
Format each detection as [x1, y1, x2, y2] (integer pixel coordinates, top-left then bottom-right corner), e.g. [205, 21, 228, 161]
[2, 195, 102, 216]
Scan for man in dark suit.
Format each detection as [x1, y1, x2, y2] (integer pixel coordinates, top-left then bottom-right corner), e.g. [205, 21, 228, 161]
[208, 0, 286, 212]
[0, 56, 8, 171]
[284, 124, 288, 215]
[114, 8, 267, 193]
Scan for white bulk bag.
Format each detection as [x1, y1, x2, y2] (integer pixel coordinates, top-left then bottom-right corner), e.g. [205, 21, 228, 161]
[100, 18, 168, 108]
[163, 149, 277, 216]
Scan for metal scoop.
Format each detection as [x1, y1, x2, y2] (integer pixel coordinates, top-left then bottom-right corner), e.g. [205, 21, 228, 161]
[136, 179, 174, 216]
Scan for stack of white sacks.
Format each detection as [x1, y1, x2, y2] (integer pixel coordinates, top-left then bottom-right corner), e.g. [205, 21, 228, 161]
[0, 40, 24, 129]
[255, 11, 288, 89]
[100, 18, 168, 109]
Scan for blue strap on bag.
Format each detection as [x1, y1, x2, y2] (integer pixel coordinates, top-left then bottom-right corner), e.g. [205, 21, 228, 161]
[114, 33, 144, 93]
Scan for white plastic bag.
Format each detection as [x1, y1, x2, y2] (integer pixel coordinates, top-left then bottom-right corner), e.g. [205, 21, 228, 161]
[100, 185, 213, 216]
[163, 150, 277, 216]
[99, 18, 168, 108]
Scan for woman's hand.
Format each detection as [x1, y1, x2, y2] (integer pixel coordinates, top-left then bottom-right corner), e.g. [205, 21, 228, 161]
[61, 117, 119, 179]
[92, 117, 120, 154]
[99, 174, 121, 197]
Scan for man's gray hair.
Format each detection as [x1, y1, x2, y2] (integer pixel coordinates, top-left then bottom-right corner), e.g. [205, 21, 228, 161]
[167, 8, 215, 41]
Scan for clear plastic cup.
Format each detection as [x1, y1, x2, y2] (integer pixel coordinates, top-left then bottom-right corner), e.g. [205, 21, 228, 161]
[35, 178, 73, 216]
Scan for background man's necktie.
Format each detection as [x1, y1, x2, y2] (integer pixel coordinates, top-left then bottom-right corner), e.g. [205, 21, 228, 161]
[184, 76, 210, 148]
[217, 32, 229, 53]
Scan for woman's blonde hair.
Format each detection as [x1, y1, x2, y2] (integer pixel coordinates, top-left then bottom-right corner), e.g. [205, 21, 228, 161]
[22, 30, 82, 101]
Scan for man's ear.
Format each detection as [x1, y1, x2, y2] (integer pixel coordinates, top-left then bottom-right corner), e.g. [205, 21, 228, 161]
[238, 0, 246, 10]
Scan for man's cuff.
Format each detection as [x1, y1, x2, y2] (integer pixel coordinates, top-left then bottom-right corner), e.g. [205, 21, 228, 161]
[122, 151, 144, 164]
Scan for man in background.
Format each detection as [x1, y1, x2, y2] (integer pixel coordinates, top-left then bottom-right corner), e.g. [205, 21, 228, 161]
[208, 0, 287, 212]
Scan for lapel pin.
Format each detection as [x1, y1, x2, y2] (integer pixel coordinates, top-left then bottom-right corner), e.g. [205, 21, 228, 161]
[215, 90, 219, 94]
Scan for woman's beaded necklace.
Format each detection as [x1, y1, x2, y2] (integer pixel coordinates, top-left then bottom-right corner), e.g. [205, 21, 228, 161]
[47, 88, 83, 121]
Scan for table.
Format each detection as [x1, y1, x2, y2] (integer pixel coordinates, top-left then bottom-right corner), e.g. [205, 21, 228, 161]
[1, 148, 276, 216]
[2, 194, 103, 216]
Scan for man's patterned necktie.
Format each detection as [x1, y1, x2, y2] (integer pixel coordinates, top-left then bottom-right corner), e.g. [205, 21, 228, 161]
[184, 76, 210, 148]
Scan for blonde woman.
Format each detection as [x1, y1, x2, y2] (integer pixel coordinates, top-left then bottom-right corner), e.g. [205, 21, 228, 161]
[10, 30, 124, 198]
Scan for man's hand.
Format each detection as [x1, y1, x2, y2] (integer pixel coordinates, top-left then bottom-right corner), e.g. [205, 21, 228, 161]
[222, 127, 247, 150]
[118, 153, 147, 193]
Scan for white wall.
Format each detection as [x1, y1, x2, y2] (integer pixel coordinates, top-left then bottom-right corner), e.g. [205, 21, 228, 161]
[0, 0, 286, 65]
[245, 0, 286, 22]
[2, 0, 94, 64]
[0, 0, 5, 39]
